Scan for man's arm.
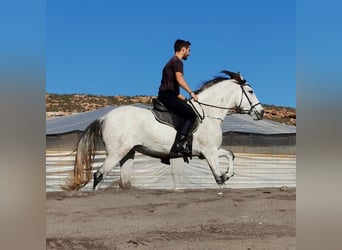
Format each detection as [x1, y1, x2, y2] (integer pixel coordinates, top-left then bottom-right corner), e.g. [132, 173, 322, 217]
[175, 72, 198, 101]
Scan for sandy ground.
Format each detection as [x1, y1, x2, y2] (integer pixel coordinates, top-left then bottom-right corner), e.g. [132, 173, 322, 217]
[46, 187, 296, 250]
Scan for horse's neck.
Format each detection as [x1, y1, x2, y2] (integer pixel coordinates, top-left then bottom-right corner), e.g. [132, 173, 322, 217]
[198, 80, 239, 118]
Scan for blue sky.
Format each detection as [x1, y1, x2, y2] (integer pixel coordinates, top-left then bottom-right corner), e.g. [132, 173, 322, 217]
[47, 0, 296, 107]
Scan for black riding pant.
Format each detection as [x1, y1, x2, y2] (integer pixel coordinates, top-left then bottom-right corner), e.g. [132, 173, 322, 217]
[158, 90, 197, 135]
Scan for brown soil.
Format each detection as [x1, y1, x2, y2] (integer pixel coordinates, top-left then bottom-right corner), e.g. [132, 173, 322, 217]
[46, 187, 296, 249]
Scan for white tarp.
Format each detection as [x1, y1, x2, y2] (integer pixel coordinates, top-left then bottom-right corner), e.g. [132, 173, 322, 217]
[46, 151, 296, 191]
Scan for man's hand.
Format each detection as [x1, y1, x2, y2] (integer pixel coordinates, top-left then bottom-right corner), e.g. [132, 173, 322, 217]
[190, 92, 198, 101]
[177, 94, 187, 101]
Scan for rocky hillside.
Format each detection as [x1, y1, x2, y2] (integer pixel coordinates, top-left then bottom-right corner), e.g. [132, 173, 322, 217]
[46, 93, 296, 126]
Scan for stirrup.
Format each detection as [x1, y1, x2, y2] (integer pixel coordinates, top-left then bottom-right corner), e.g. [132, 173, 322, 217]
[170, 144, 191, 155]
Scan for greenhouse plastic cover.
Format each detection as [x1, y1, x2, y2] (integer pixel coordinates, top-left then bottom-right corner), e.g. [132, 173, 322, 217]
[46, 151, 296, 191]
[46, 105, 296, 135]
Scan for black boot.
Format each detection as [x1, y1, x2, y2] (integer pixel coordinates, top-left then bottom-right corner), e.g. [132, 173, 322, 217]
[170, 133, 191, 155]
[170, 119, 193, 155]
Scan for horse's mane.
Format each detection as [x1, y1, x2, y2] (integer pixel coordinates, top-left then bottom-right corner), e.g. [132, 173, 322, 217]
[194, 70, 245, 94]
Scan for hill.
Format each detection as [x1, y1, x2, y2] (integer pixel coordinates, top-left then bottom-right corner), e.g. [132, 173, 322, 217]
[46, 93, 296, 126]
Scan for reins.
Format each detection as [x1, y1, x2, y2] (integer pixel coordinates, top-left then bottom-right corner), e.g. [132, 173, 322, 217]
[195, 100, 239, 111]
[190, 100, 240, 122]
[189, 100, 240, 123]
[189, 84, 262, 122]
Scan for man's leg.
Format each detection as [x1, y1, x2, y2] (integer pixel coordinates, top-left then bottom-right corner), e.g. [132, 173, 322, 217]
[170, 119, 193, 154]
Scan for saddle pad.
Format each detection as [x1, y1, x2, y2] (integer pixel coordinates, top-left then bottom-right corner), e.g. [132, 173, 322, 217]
[151, 109, 199, 133]
[151, 109, 183, 131]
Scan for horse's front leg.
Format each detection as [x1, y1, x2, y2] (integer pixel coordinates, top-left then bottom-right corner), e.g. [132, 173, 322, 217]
[218, 148, 235, 179]
[202, 149, 227, 185]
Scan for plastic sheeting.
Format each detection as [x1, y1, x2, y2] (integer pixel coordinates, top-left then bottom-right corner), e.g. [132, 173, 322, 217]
[46, 106, 296, 136]
[46, 151, 296, 191]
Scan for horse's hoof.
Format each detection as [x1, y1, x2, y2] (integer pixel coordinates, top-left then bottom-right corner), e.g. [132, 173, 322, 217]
[221, 174, 230, 183]
[93, 170, 103, 190]
[215, 176, 223, 185]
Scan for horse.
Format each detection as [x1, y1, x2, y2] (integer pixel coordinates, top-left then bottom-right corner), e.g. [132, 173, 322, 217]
[65, 70, 264, 191]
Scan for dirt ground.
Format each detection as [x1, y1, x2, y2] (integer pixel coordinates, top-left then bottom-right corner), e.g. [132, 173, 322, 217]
[46, 187, 296, 250]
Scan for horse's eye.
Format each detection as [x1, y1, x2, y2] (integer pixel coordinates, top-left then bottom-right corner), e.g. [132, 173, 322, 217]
[248, 90, 254, 94]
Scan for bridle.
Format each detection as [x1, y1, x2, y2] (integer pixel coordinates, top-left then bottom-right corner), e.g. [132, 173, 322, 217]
[238, 84, 262, 116]
[189, 83, 262, 122]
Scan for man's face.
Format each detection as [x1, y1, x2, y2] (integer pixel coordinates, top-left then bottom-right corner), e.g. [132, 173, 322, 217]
[182, 47, 191, 60]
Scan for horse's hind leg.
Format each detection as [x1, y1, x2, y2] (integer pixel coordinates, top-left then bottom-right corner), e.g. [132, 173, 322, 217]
[93, 153, 121, 190]
[119, 150, 135, 189]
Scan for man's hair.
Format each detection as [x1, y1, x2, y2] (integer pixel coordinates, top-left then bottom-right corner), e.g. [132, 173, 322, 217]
[174, 39, 191, 52]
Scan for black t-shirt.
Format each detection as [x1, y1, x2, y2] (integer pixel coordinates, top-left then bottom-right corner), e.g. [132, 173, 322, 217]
[159, 56, 183, 95]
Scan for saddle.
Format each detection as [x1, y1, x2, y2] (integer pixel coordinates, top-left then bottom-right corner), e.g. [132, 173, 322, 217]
[151, 98, 199, 164]
[152, 98, 199, 131]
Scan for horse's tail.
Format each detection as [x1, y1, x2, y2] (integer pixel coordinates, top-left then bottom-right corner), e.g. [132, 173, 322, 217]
[64, 118, 104, 190]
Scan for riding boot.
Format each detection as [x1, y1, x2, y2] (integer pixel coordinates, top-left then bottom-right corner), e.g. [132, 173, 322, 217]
[170, 132, 191, 154]
[170, 120, 193, 155]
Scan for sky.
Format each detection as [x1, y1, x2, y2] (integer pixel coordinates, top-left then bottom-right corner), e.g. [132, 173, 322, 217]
[46, 0, 296, 107]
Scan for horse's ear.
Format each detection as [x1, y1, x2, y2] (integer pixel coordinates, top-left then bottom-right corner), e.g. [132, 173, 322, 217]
[238, 72, 247, 84]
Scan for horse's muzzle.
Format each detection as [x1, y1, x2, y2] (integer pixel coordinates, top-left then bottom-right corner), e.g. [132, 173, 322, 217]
[252, 107, 264, 120]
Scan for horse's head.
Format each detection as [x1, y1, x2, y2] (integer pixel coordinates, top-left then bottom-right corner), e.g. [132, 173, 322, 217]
[222, 70, 264, 120]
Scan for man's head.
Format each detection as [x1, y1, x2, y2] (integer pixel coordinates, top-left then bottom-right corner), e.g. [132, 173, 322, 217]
[174, 39, 191, 60]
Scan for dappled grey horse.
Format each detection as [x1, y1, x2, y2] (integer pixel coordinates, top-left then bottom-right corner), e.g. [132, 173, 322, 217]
[65, 71, 264, 190]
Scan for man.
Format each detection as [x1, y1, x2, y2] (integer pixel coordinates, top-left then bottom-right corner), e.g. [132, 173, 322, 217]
[158, 39, 199, 155]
